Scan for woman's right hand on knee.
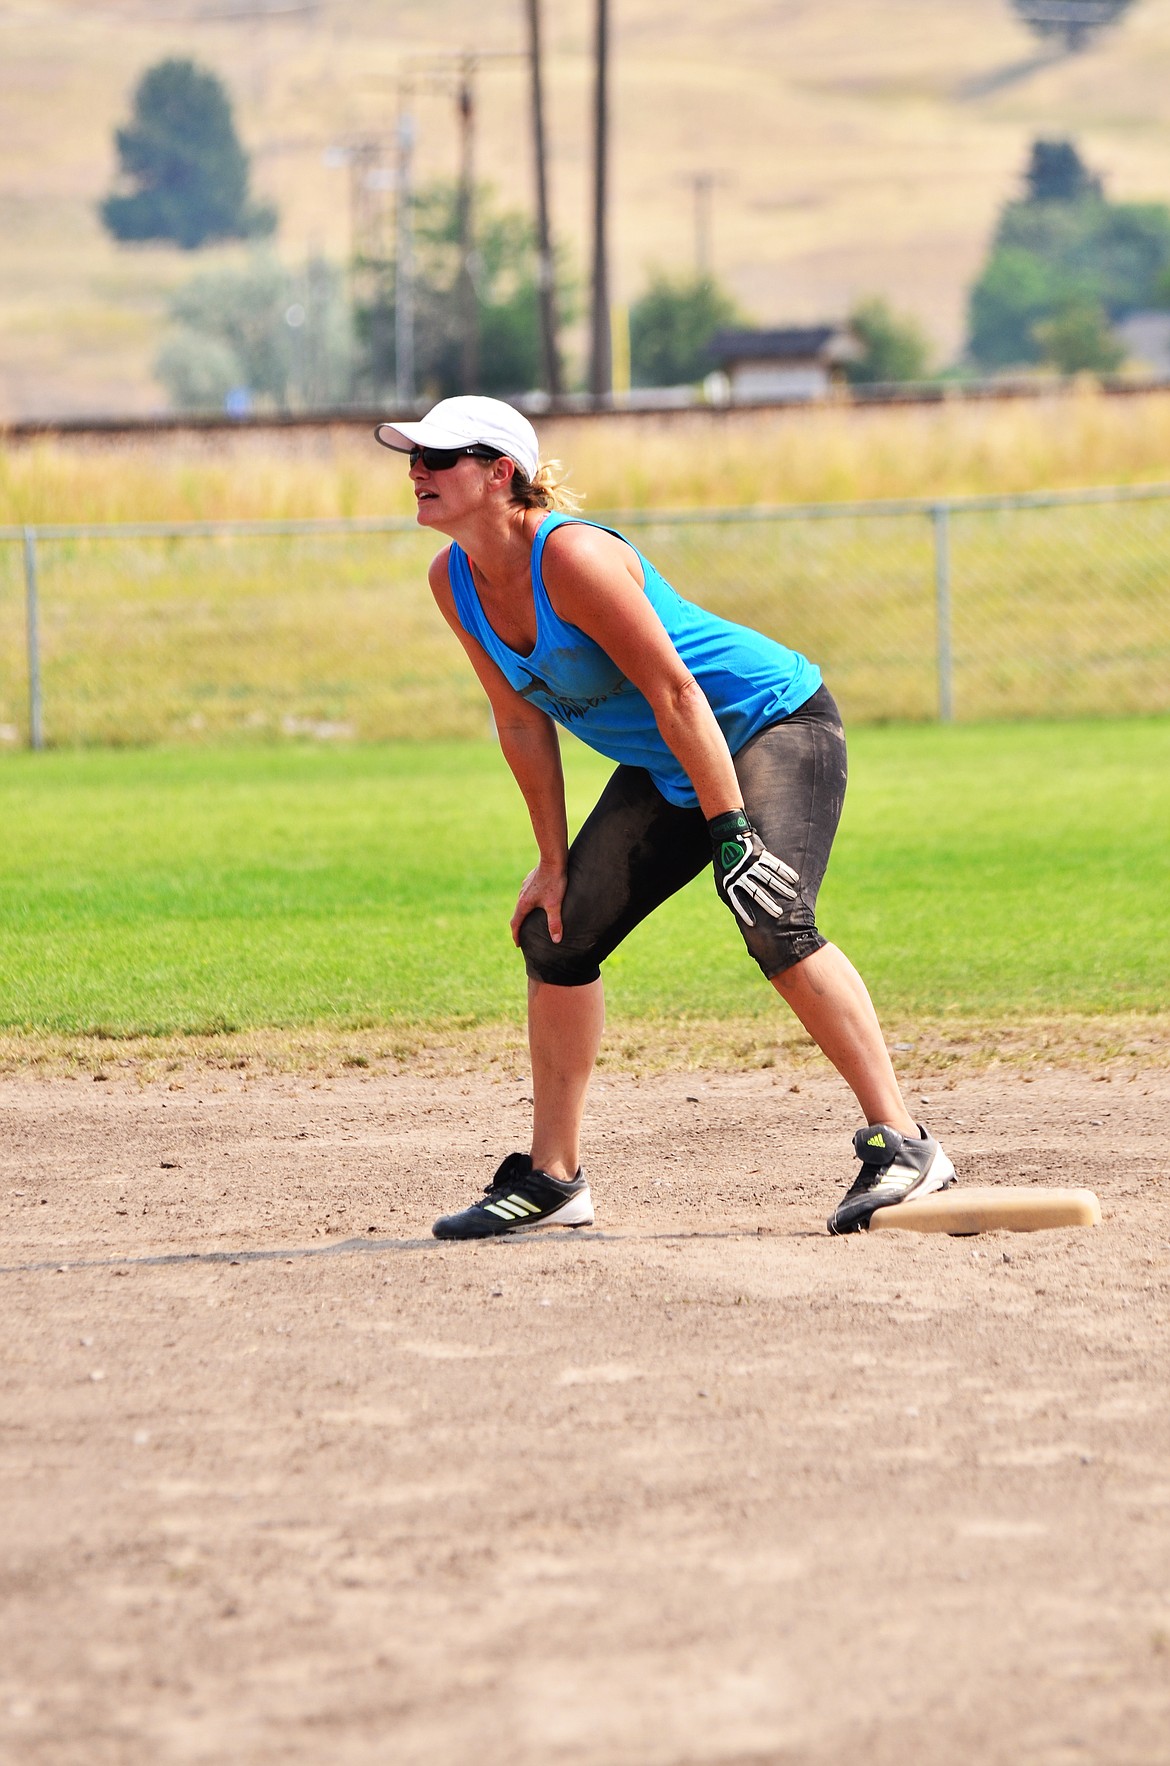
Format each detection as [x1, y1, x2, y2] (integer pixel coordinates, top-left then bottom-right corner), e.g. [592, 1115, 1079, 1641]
[511, 861, 568, 946]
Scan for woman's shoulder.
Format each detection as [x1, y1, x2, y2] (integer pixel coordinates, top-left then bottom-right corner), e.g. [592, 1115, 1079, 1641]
[539, 514, 632, 573]
[538, 515, 644, 618]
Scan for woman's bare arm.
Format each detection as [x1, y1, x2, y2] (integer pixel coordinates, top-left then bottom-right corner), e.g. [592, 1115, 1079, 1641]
[538, 525, 745, 819]
[429, 549, 570, 943]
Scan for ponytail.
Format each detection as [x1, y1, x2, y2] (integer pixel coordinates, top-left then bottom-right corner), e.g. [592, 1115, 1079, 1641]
[508, 458, 583, 513]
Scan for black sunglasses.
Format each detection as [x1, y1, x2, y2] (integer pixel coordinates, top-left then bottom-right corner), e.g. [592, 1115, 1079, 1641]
[408, 444, 501, 471]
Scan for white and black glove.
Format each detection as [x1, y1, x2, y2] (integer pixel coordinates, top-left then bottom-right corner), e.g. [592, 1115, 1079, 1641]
[709, 809, 799, 929]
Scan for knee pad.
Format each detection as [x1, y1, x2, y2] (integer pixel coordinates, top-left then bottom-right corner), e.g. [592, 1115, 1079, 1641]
[517, 908, 604, 987]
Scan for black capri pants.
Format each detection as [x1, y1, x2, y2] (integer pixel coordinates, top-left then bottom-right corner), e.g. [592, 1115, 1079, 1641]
[519, 682, 848, 986]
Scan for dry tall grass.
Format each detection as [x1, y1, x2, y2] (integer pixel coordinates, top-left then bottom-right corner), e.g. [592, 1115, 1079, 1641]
[3, 385, 1170, 527]
[4, 391, 1168, 750]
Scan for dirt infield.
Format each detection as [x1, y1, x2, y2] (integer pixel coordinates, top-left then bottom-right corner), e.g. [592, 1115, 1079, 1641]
[2, 1053, 1169, 1765]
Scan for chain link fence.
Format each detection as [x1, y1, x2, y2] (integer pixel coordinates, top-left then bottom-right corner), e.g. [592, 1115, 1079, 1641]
[1, 485, 1168, 748]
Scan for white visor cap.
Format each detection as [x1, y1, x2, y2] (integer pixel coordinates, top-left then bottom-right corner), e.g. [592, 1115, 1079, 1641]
[374, 396, 540, 481]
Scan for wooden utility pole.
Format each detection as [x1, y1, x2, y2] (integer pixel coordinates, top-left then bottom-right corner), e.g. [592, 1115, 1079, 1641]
[456, 58, 479, 392]
[347, 135, 394, 399]
[525, 0, 560, 397]
[589, 0, 611, 404]
[679, 170, 732, 276]
[391, 51, 523, 399]
[690, 172, 715, 276]
[394, 103, 416, 405]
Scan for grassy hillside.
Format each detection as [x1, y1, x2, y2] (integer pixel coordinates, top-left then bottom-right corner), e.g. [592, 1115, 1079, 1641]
[3, 0, 1170, 417]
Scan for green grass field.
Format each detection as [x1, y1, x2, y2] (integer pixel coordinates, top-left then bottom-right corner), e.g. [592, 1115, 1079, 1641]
[0, 719, 1166, 1041]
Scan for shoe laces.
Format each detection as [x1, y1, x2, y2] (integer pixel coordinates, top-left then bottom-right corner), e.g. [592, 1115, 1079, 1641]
[482, 1151, 532, 1196]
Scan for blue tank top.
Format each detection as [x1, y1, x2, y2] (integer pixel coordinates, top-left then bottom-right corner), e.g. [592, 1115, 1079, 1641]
[447, 512, 822, 809]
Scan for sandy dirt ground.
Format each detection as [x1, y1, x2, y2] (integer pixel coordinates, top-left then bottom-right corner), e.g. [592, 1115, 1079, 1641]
[2, 1052, 1169, 1766]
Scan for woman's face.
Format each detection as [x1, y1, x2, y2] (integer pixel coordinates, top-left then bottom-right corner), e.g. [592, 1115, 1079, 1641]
[409, 451, 505, 529]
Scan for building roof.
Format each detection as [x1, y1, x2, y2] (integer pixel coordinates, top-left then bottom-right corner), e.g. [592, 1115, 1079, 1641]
[708, 325, 857, 366]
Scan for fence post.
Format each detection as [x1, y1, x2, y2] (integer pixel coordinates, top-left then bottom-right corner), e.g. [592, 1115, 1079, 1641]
[932, 502, 954, 724]
[22, 525, 44, 751]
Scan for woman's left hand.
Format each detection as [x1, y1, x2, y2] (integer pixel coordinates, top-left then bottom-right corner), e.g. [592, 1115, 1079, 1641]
[709, 810, 799, 928]
[510, 860, 569, 947]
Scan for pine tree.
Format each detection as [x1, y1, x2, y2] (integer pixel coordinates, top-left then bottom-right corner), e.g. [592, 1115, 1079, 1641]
[101, 59, 276, 251]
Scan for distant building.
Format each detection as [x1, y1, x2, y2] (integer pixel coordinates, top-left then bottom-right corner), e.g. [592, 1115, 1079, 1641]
[1114, 311, 1170, 377]
[707, 325, 859, 403]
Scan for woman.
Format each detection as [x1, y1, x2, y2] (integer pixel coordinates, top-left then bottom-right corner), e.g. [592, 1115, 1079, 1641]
[374, 396, 955, 1239]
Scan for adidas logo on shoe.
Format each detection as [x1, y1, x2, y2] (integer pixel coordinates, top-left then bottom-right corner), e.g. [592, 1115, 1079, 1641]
[827, 1123, 956, 1235]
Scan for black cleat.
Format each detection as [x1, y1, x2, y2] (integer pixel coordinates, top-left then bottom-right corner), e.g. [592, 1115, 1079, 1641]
[432, 1151, 595, 1240]
[827, 1123, 956, 1235]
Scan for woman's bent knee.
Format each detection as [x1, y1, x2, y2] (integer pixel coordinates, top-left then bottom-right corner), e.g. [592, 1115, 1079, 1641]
[760, 928, 828, 983]
[518, 908, 603, 987]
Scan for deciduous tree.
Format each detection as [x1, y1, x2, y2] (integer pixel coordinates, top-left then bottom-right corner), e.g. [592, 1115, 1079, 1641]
[967, 138, 1170, 369]
[629, 272, 744, 389]
[356, 181, 576, 400]
[844, 298, 931, 384]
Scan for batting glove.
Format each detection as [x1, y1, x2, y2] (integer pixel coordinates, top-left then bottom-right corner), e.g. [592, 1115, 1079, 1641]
[709, 809, 799, 929]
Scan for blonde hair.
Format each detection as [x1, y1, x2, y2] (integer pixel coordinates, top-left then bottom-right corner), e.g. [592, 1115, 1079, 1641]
[508, 457, 583, 513]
